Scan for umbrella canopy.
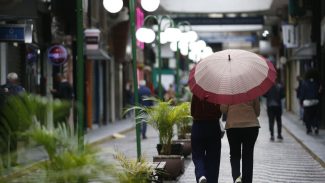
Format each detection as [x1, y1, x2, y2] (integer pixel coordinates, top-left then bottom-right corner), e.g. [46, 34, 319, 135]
[188, 49, 276, 104]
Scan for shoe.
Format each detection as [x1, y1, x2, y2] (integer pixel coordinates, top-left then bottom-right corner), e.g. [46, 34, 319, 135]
[277, 135, 283, 140]
[142, 136, 147, 139]
[199, 176, 207, 183]
[306, 129, 312, 134]
[235, 175, 242, 183]
[270, 136, 274, 141]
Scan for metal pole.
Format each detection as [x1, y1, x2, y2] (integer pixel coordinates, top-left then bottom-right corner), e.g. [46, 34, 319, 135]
[76, 0, 84, 150]
[129, 0, 141, 161]
[175, 42, 180, 100]
[157, 23, 163, 99]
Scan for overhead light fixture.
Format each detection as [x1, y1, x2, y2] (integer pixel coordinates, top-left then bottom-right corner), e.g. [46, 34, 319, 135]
[208, 13, 223, 18]
[141, 0, 160, 12]
[262, 30, 269, 37]
[103, 0, 123, 13]
[136, 27, 156, 43]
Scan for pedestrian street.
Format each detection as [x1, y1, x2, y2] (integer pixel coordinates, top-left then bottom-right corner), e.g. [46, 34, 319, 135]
[97, 108, 325, 183]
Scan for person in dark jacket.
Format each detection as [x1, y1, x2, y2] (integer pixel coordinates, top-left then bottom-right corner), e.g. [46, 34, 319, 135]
[1, 72, 25, 95]
[51, 74, 73, 100]
[300, 73, 321, 134]
[264, 80, 285, 141]
[138, 80, 153, 139]
[191, 95, 222, 183]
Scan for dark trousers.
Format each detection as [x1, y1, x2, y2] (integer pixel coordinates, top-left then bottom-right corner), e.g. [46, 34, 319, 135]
[191, 121, 222, 183]
[226, 127, 259, 183]
[141, 121, 147, 138]
[267, 106, 282, 137]
[303, 105, 319, 131]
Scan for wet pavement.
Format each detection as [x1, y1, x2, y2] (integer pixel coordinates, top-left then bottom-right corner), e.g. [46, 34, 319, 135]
[96, 106, 325, 183]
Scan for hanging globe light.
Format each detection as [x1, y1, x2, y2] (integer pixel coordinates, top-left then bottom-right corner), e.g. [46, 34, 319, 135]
[136, 28, 156, 43]
[141, 0, 160, 12]
[103, 0, 123, 13]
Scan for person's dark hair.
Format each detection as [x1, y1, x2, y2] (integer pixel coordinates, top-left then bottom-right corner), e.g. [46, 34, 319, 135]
[304, 69, 319, 80]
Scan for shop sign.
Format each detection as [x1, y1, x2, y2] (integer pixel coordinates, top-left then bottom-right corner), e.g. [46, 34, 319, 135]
[47, 45, 68, 66]
[84, 29, 100, 50]
[282, 24, 298, 48]
[0, 24, 32, 43]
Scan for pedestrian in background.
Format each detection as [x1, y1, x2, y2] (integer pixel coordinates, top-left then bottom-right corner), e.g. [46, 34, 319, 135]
[1, 72, 25, 95]
[123, 81, 134, 118]
[138, 80, 153, 139]
[295, 75, 304, 121]
[220, 98, 260, 183]
[191, 95, 222, 183]
[50, 73, 74, 127]
[50, 73, 73, 100]
[164, 83, 176, 104]
[179, 84, 192, 102]
[0, 72, 25, 166]
[300, 70, 321, 135]
[264, 79, 285, 141]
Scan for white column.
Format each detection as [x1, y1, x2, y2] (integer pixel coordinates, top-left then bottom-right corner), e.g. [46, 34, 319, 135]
[0, 43, 7, 85]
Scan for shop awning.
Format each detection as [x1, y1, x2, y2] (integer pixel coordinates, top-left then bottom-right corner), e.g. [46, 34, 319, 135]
[85, 49, 111, 60]
[291, 43, 316, 60]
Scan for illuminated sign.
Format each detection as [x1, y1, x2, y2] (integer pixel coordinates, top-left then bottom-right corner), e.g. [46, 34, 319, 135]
[47, 45, 68, 66]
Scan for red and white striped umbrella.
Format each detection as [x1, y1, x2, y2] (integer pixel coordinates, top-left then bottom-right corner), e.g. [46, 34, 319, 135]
[188, 49, 276, 104]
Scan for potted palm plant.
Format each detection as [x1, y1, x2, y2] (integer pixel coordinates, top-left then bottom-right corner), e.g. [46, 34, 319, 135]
[128, 97, 190, 179]
[0, 94, 113, 183]
[173, 102, 192, 158]
[0, 94, 70, 169]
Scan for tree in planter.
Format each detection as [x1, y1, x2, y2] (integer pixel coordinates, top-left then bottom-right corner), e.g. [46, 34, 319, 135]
[127, 98, 191, 155]
[175, 102, 192, 139]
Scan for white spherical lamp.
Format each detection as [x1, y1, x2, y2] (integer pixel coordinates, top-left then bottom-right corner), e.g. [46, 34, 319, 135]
[141, 0, 160, 12]
[103, 0, 123, 13]
[136, 28, 156, 43]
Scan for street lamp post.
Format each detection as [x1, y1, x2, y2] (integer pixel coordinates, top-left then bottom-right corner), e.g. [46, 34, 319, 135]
[128, 0, 142, 161]
[76, 0, 84, 150]
[136, 15, 177, 99]
[171, 22, 198, 100]
[103, 0, 160, 161]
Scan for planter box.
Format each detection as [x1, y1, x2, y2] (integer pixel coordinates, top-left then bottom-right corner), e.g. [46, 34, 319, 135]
[156, 143, 183, 155]
[172, 139, 191, 158]
[153, 155, 184, 180]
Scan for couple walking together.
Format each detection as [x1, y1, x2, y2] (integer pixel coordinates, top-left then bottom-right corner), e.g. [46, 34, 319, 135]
[191, 95, 260, 183]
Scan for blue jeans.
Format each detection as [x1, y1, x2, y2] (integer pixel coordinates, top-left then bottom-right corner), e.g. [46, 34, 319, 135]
[191, 120, 222, 183]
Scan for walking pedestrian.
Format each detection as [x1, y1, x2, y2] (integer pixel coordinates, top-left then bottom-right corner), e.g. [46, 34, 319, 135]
[50, 73, 74, 127]
[295, 75, 304, 121]
[191, 95, 223, 183]
[138, 80, 153, 139]
[220, 98, 260, 183]
[264, 79, 285, 141]
[300, 70, 321, 135]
